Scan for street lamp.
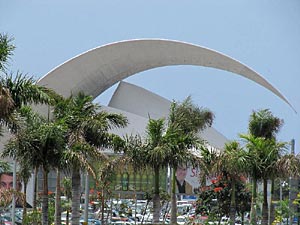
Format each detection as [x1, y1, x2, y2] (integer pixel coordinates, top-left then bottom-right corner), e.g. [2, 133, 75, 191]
[289, 139, 295, 225]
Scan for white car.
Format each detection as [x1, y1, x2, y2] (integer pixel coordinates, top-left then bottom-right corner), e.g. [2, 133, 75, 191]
[177, 216, 187, 225]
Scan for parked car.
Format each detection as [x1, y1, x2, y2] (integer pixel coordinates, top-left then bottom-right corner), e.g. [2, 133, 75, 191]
[177, 216, 187, 225]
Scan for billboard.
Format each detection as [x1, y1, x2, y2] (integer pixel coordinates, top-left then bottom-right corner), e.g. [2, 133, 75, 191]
[0, 170, 32, 208]
[175, 166, 201, 195]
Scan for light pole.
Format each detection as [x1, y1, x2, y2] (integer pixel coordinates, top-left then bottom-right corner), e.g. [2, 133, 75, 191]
[280, 179, 283, 225]
[84, 171, 89, 224]
[12, 160, 16, 225]
[289, 139, 295, 225]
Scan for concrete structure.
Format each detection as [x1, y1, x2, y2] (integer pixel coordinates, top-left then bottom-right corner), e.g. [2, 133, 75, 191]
[1, 38, 295, 204]
[37, 39, 294, 111]
[107, 81, 228, 150]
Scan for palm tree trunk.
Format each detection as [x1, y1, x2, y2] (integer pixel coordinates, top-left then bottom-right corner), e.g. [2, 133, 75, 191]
[141, 200, 149, 225]
[229, 179, 236, 225]
[262, 178, 268, 225]
[23, 182, 27, 219]
[55, 168, 62, 225]
[153, 166, 161, 224]
[32, 167, 38, 225]
[101, 188, 105, 225]
[170, 168, 177, 225]
[105, 193, 110, 225]
[269, 179, 275, 225]
[250, 177, 257, 225]
[42, 166, 49, 225]
[33, 166, 38, 210]
[66, 210, 70, 225]
[241, 212, 245, 225]
[72, 168, 81, 225]
[163, 201, 170, 223]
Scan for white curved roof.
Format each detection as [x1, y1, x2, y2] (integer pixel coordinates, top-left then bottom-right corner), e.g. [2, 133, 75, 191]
[37, 39, 294, 111]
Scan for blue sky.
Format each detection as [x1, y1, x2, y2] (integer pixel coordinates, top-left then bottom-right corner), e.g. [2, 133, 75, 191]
[1, 0, 300, 152]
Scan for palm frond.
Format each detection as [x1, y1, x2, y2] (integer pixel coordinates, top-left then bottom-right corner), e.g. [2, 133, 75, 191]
[0, 85, 14, 119]
[3, 72, 58, 108]
[248, 109, 283, 139]
[0, 160, 10, 172]
[0, 33, 15, 71]
[275, 154, 300, 178]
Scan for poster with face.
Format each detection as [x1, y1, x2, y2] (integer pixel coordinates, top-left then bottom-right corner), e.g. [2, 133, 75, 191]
[0, 171, 32, 208]
[175, 166, 201, 195]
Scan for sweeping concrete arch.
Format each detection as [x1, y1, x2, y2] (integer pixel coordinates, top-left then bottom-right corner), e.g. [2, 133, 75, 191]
[38, 39, 294, 111]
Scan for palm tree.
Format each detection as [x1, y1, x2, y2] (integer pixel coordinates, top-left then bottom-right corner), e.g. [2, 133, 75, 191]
[123, 133, 166, 223]
[240, 135, 262, 224]
[248, 109, 283, 225]
[167, 97, 214, 225]
[53, 92, 128, 225]
[123, 96, 214, 224]
[0, 42, 60, 213]
[3, 107, 67, 225]
[143, 118, 177, 224]
[248, 109, 282, 139]
[124, 124, 173, 223]
[0, 36, 60, 224]
[38, 122, 67, 225]
[216, 141, 250, 224]
[241, 134, 289, 225]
